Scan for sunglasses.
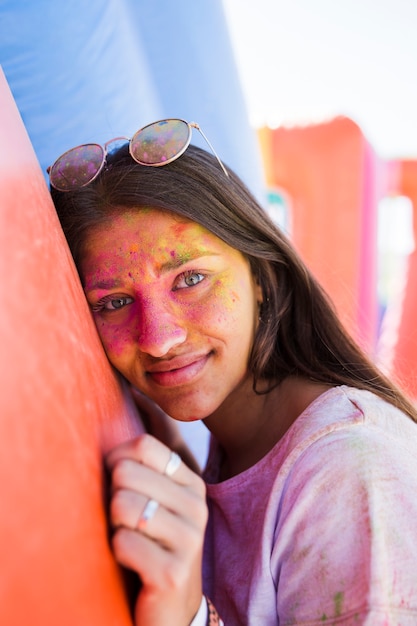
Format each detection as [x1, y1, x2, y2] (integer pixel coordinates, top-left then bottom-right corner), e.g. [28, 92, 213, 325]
[47, 118, 229, 192]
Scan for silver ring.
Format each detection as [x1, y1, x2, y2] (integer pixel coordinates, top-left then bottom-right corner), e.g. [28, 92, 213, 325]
[137, 499, 159, 531]
[164, 451, 181, 477]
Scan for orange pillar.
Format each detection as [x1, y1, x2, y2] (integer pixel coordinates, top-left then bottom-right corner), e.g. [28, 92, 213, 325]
[258, 117, 381, 353]
[387, 160, 417, 398]
[0, 68, 141, 625]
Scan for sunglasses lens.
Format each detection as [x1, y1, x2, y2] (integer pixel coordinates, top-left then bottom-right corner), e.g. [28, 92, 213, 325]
[130, 119, 191, 166]
[49, 144, 104, 191]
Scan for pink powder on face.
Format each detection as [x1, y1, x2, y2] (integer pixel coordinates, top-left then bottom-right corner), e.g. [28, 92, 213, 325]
[97, 311, 139, 357]
[81, 208, 262, 424]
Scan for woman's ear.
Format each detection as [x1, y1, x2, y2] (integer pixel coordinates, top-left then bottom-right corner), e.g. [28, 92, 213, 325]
[254, 276, 263, 306]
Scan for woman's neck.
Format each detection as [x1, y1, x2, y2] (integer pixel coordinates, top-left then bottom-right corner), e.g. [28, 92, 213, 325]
[204, 376, 331, 480]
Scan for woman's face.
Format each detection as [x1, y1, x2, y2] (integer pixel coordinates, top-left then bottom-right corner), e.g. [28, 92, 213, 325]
[81, 208, 262, 422]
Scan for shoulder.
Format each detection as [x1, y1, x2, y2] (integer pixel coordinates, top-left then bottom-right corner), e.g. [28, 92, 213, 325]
[287, 384, 416, 454]
[271, 385, 417, 503]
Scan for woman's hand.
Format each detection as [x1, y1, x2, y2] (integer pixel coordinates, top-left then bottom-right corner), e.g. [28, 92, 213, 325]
[106, 433, 208, 626]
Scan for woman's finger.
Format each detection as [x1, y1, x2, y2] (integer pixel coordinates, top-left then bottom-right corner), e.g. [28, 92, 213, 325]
[106, 433, 203, 491]
[110, 488, 205, 550]
[106, 433, 174, 474]
[111, 456, 205, 505]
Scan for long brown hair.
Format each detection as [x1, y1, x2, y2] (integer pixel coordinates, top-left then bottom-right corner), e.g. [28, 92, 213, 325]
[51, 143, 417, 422]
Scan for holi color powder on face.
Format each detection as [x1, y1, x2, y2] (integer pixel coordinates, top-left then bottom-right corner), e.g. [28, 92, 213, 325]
[81, 207, 262, 422]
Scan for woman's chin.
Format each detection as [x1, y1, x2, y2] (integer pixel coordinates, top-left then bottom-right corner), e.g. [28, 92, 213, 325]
[164, 407, 209, 423]
[157, 400, 213, 423]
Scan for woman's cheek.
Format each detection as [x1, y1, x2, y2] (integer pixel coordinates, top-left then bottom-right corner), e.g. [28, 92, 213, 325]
[200, 301, 240, 332]
[206, 283, 242, 324]
[95, 320, 136, 358]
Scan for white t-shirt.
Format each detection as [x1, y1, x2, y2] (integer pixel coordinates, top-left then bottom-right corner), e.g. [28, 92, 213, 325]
[203, 386, 417, 625]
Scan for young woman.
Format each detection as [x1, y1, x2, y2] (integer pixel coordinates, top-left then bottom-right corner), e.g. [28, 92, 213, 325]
[50, 119, 417, 626]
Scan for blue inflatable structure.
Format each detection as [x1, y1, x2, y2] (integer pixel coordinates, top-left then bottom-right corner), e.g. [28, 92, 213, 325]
[0, 0, 264, 198]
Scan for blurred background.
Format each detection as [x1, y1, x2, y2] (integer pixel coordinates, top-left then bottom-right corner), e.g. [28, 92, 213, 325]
[224, 0, 417, 159]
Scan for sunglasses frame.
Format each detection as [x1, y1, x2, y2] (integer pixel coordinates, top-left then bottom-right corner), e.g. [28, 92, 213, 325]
[48, 118, 229, 192]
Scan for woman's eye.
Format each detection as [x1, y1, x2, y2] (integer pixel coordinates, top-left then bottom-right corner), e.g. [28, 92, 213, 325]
[176, 271, 205, 289]
[92, 296, 134, 312]
[105, 297, 134, 310]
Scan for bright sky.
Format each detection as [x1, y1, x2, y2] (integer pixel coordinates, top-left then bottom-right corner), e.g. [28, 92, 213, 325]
[222, 0, 417, 159]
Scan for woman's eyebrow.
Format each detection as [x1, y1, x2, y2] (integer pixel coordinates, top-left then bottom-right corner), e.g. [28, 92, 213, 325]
[158, 250, 219, 274]
[84, 278, 124, 291]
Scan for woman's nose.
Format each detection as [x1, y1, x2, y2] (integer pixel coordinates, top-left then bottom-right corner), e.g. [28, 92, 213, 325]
[136, 301, 187, 357]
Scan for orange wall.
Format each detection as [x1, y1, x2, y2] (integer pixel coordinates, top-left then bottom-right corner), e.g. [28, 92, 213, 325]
[387, 160, 417, 397]
[258, 117, 380, 353]
[0, 68, 140, 624]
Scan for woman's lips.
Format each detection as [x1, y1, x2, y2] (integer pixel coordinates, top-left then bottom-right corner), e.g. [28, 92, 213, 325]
[146, 353, 211, 387]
